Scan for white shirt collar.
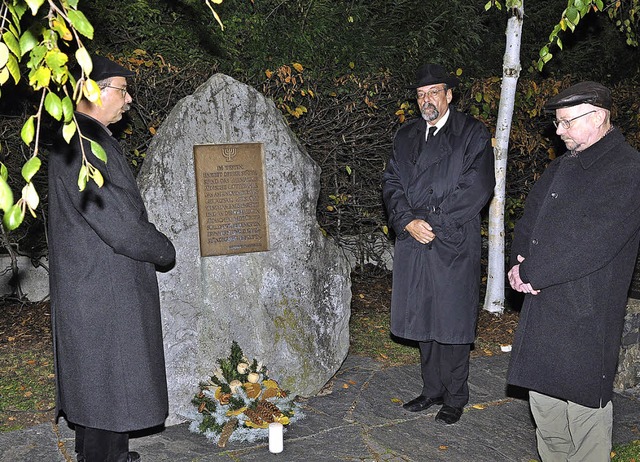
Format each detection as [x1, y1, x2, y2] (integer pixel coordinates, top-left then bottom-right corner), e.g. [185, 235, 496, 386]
[425, 107, 450, 139]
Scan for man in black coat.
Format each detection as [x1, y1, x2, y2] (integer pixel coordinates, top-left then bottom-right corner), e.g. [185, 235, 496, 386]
[48, 56, 175, 462]
[508, 81, 640, 461]
[382, 64, 494, 424]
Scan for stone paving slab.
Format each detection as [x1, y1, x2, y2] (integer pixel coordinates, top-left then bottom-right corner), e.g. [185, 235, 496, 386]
[2, 353, 639, 462]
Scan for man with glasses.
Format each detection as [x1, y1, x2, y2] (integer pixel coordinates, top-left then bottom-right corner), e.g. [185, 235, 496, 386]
[507, 81, 640, 461]
[48, 56, 175, 461]
[382, 63, 495, 424]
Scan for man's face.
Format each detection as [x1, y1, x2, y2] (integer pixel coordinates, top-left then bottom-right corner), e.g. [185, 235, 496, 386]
[416, 84, 452, 124]
[554, 104, 602, 152]
[98, 76, 132, 126]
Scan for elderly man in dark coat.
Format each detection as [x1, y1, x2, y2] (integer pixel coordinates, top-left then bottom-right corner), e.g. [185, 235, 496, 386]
[48, 56, 175, 462]
[382, 63, 495, 425]
[508, 81, 640, 461]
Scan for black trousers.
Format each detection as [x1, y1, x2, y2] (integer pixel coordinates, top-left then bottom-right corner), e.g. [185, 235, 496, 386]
[74, 425, 129, 462]
[418, 340, 471, 408]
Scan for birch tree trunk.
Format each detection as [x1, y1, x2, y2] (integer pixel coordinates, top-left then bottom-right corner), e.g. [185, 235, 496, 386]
[483, 0, 524, 314]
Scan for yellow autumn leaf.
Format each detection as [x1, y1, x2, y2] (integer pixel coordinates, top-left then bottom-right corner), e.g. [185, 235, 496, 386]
[292, 62, 303, 73]
[472, 404, 486, 410]
[265, 69, 273, 78]
[439, 445, 448, 451]
[225, 407, 247, 416]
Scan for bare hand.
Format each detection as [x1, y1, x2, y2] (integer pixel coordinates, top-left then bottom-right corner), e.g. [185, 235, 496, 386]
[405, 219, 436, 245]
[508, 255, 540, 295]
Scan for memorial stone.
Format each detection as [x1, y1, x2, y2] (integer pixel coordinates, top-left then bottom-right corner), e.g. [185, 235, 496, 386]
[137, 74, 351, 425]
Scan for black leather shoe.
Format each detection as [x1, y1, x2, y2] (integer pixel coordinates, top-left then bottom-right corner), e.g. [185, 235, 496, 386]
[435, 405, 463, 424]
[402, 395, 444, 412]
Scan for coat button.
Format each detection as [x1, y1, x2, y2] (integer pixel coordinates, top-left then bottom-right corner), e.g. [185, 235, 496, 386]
[551, 192, 558, 198]
[428, 188, 433, 194]
[532, 239, 538, 245]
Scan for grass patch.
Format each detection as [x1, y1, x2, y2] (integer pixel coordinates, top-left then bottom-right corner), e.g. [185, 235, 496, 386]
[613, 440, 640, 461]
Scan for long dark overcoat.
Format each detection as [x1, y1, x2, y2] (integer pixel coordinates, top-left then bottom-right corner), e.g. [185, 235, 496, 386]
[508, 129, 640, 408]
[48, 113, 176, 432]
[382, 107, 494, 344]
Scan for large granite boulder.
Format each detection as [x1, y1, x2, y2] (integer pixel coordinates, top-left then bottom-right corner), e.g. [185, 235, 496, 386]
[137, 74, 351, 425]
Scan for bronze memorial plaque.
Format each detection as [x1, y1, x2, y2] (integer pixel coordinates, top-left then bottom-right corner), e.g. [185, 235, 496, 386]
[193, 143, 269, 256]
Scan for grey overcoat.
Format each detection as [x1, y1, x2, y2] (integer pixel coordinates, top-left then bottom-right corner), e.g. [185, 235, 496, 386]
[508, 128, 640, 408]
[48, 113, 176, 432]
[382, 107, 494, 344]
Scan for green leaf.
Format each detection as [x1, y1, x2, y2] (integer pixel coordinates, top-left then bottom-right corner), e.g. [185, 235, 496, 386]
[0, 163, 8, 181]
[3, 203, 24, 230]
[0, 67, 7, 86]
[345, 165, 352, 175]
[9, 3, 28, 22]
[22, 182, 39, 211]
[67, 10, 94, 40]
[21, 156, 41, 182]
[91, 168, 104, 188]
[75, 47, 92, 76]
[29, 66, 51, 90]
[484, 1, 492, 11]
[6, 54, 21, 84]
[0, 176, 14, 212]
[25, 0, 46, 15]
[19, 29, 38, 57]
[90, 140, 107, 163]
[62, 121, 76, 143]
[77, 165, 88, 191]
[595, 0, 604, 10]
[2, 31, 20, 58]
[21, 116, 35, 145]
[45, 91, 63, 121]
[539, 46, 550, 58]
[67, 0, 79, 8]
[565, 6, 580, 25]
[61, 96, 74, 123]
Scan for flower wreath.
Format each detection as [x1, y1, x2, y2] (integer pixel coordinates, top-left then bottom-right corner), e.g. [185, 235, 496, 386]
[188, 341, 303, 446]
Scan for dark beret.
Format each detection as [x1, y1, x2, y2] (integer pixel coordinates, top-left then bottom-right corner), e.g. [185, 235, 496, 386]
[407, 63, 459, 89]
[545, 81, 612, 111]
[72, 55, 134, 82]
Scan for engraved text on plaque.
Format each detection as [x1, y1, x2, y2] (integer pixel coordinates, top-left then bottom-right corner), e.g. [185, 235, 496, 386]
[193, 143, 269, 256]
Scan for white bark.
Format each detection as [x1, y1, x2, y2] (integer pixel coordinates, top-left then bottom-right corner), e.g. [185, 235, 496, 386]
[483, 1, 524, 314]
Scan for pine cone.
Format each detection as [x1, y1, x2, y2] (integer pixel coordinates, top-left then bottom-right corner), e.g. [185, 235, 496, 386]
[256, 400, 282, 422]
[217, 417, 238, 448]
[244, 408, 267, 426]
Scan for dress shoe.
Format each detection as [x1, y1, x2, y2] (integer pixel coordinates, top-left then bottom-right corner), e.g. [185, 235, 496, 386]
[435, 405, 463, 424]
[402, 395, 444, 412]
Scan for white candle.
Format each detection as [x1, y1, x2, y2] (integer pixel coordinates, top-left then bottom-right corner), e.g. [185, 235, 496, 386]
[268, 422, 284, 453]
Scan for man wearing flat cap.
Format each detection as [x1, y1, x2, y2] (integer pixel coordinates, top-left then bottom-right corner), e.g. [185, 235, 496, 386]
[382, 63, 495, 424]
[48, 55, 175, 461]
[508, 81, 640, 461]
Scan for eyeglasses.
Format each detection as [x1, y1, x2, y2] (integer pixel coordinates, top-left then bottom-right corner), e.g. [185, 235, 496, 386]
[553, 110, 596, 129]
[103, 85, 129, 98]
[416, 87, 447, 100]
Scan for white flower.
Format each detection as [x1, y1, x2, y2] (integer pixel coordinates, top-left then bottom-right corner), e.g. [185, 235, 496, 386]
[247, 372, 260, 384]
[237, 362, 249, 374]
[229, 380, 242, 393]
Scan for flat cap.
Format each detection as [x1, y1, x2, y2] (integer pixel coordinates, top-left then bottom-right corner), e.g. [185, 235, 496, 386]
[72, 55, 134, 81]
[545, 81, 612, 111]
[407, 63, 459, 89]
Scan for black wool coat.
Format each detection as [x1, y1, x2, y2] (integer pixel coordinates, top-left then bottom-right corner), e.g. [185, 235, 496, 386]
[48, 113, 176, 432]
[382, 107, 495, 344]
[507, 128, 640, 408]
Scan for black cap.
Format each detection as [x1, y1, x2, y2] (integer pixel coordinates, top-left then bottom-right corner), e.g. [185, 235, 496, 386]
[72, 55, 134, 82]
[545, 81, 612, 111]
[407, 63, 459, 90]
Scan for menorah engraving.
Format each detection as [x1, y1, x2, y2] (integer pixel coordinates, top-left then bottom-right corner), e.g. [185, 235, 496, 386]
[222, 147, 237, 162]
